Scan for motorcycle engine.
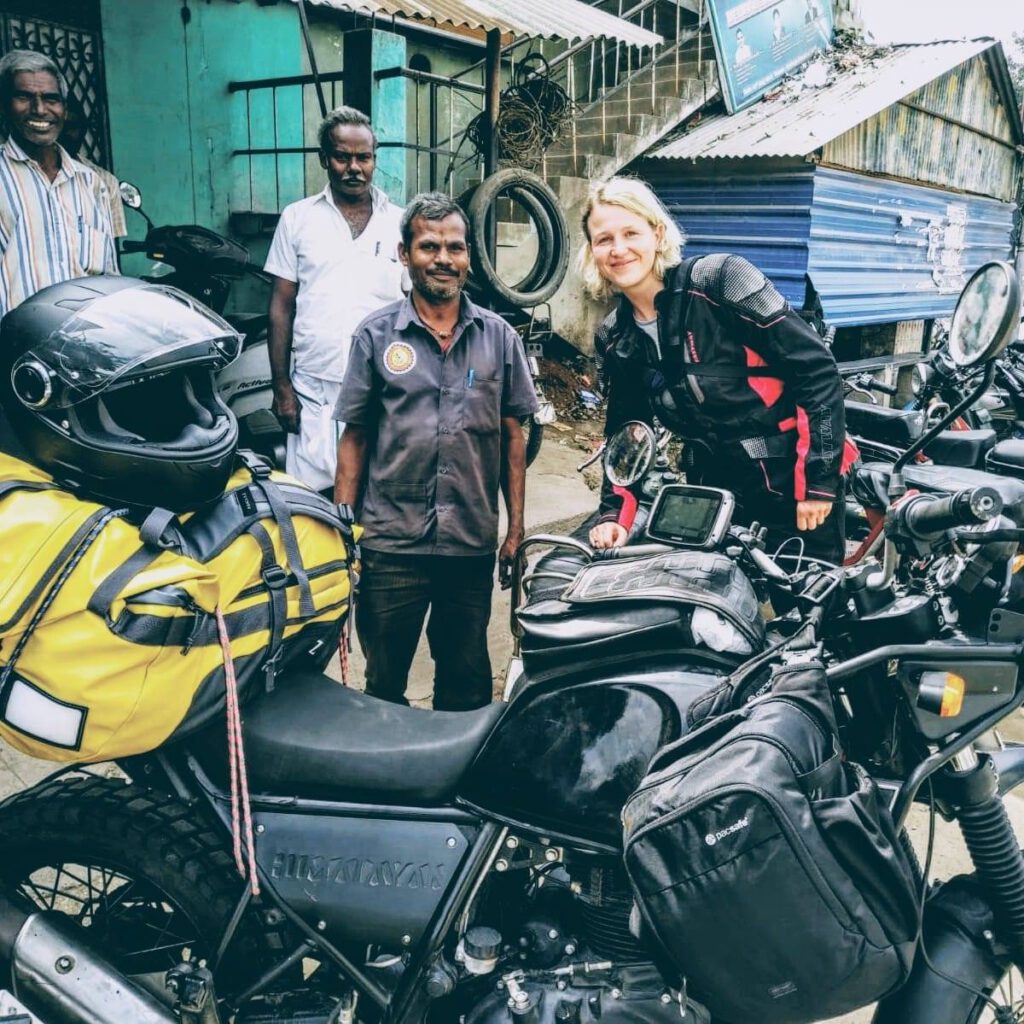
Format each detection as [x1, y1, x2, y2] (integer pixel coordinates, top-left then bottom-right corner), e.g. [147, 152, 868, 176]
[462, 862, 708, 1024]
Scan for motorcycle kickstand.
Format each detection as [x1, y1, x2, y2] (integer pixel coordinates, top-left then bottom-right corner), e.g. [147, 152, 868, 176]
[166, 960, 224, 1024]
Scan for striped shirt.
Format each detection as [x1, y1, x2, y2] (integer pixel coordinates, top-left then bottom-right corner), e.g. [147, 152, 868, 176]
[0, 137, 119, 318]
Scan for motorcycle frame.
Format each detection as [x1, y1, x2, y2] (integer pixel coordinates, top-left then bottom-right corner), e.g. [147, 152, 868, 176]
[140, 748, 511, 1023]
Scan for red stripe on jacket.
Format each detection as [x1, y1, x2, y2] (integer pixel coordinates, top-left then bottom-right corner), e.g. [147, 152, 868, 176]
[794, 406, 811, 501]
[743, 347, 784, 407]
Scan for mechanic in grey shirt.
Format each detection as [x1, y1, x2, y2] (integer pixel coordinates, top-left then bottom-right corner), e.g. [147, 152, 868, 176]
[334, 192, 538, 710]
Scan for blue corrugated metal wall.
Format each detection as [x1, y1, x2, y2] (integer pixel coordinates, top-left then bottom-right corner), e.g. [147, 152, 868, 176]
[808, 167, 1016, 326]
[651, 166, 816, 310]
[646, 162, 1016, 327]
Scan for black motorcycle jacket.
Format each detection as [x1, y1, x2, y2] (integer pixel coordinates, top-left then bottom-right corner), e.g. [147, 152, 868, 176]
[596, 254, 848, 522]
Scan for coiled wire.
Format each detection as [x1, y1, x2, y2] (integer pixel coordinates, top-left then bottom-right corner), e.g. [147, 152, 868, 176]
[466, 52, 578, 169]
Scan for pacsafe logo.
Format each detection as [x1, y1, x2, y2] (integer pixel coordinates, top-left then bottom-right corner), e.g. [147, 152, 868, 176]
[705, 815, 750, 846]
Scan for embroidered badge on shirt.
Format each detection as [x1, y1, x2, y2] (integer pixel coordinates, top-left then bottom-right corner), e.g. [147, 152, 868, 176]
[384, 341, 416, 375]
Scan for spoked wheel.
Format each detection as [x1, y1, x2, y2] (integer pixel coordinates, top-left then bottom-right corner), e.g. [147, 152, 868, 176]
[0, 774, 273, 995]
[973, 967, 1024, 1022]
[15, 860, 204, 978]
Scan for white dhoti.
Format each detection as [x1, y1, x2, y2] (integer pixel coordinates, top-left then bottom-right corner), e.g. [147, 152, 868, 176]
[285, 370, 344, 493]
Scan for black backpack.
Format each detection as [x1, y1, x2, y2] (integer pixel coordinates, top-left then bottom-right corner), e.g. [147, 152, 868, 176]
[621, 660, 919, 1024]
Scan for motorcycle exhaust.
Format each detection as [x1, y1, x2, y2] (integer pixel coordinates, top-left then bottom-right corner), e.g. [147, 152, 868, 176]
[0, 891, 176, 1024]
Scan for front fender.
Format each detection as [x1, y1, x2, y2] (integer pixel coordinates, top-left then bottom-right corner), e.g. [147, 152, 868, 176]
[873, 875, 1006, 1024]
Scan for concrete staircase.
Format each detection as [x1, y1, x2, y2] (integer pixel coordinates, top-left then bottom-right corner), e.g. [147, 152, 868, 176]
[540, 39, 719, 181]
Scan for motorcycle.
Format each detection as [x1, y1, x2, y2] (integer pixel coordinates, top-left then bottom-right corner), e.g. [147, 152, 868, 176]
[2, 263, 1024, 1024]
[910, 322, 1024, 441]
[117, 182, 555, 471]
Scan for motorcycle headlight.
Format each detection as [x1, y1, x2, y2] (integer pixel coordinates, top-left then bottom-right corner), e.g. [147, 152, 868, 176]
[911, 363, 930, 396]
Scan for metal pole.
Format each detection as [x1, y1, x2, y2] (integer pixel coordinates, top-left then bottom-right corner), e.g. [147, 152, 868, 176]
[675, 1, 681, 89]
[698, 0, 705, 76]
[296, 0, 328, 118]
[429, 82, 438, 191]
[484, 27, 502, 178]
[483, 27, 501, 270]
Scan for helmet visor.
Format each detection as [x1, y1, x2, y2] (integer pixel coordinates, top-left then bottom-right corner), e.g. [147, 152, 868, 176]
[11, 284, 242, 409]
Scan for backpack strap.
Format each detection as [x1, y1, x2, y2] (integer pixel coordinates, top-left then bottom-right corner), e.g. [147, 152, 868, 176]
[247, 521, 287, 693]
[87, 507, 182, 622]
[0, 479, 58, 500]
[239, 452, 316, 619]
[657, 256, 700, 383]
[675, 363, 783, 379]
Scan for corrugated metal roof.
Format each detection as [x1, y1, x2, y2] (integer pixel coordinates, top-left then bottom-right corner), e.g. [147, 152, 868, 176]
[650, 39, 1004, 161]
[294, 0, 662, 47]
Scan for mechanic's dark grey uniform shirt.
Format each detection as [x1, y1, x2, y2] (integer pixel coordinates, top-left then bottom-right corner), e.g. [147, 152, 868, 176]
[335, 294, 538, 555]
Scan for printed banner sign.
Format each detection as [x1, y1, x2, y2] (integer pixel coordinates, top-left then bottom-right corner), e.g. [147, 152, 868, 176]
[708, 0, 834, 112]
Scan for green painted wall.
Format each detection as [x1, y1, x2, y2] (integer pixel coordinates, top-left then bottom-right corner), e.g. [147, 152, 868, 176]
[101, 0, 303, 272]
[101, 0, 489, 292]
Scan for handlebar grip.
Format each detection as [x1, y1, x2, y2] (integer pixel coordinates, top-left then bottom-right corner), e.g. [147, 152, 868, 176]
[592, 542, 676, 560]
[870, 379, 898, 396]
[903, 487, 1003, 537]
[120, 240, 148, 253]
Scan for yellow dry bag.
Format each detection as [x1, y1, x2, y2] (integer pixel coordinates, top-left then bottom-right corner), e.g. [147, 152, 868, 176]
[0, 452, 351, 762]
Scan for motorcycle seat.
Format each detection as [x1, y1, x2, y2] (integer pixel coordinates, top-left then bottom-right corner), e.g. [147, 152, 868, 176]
[844, 401, 923, 447]
[851, 460, 1024, 516]
[200, 670, 505, 804]
[923, 429, 997, 468]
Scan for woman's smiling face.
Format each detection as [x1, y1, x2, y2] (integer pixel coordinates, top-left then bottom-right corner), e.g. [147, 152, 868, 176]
[586, 202, 664, 294]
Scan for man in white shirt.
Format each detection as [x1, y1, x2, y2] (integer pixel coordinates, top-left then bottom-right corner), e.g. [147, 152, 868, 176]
[264, 106, 404, 493]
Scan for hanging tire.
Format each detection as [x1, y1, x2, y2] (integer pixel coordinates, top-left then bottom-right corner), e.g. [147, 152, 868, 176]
[464, 169, 569, 309]
[0, 774, 277, 994]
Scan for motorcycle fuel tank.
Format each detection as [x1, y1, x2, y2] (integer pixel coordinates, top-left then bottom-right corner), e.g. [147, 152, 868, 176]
[460, 667, 726, 847]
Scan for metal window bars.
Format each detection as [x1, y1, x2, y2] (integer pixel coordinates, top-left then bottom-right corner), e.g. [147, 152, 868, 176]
[226, 0, 705, 213]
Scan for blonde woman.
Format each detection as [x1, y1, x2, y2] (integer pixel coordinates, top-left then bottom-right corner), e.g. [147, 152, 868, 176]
[580, 177, 853, 564]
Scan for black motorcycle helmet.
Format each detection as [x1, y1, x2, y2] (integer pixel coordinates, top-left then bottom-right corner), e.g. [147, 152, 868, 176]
[0, 275, 242, 511]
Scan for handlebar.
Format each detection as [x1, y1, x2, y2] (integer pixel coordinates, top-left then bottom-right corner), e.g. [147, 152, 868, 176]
[901, 487, 1002, 538]
[843, 372, 898, 397]
[120, 240, 148, 254]
[591, 542, 676, 560]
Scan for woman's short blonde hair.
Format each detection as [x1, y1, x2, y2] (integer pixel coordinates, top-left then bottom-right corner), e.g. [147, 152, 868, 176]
[577, 177, 685, 301]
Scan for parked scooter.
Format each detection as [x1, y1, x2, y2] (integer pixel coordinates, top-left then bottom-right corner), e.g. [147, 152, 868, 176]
[118, 182, 284, 467]
[2, 265, 1024, 1023]
[118, 180, 558, 470]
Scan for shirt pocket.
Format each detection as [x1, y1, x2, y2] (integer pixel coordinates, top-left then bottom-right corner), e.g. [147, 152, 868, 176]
[462, 377, 501, 434]
[77, 225, 108, 273]
[366, 481, 430, 540]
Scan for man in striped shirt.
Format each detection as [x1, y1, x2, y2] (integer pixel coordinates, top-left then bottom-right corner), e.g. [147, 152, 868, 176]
[0, 50, 118, 320]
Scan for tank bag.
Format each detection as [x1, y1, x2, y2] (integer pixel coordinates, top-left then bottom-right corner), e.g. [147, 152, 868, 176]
[0, 452, 352, 762]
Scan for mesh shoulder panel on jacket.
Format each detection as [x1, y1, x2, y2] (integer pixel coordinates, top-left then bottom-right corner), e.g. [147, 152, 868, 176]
[594, 309, 619, 393]
[690, 253, 788, 324]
